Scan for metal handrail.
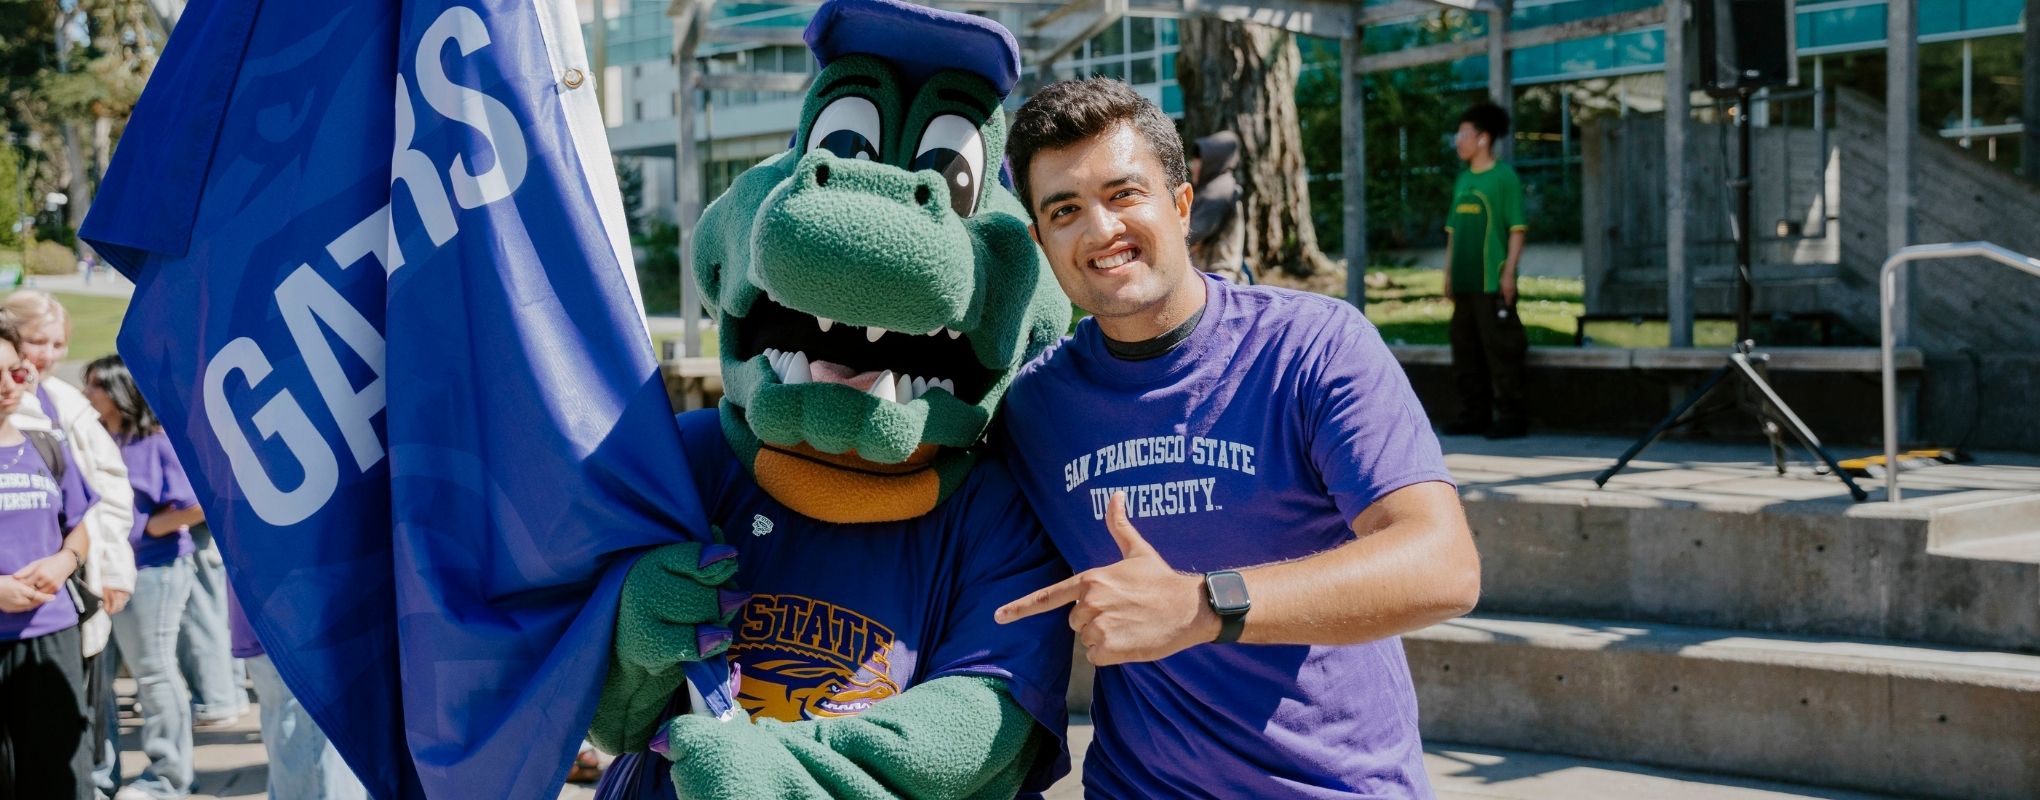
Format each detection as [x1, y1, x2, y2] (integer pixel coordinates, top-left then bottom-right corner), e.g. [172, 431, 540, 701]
[1880, 242, 2040, 501]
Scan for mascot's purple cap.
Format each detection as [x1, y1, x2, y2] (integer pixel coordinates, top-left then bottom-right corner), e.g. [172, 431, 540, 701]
[803, 0, 1022, 99]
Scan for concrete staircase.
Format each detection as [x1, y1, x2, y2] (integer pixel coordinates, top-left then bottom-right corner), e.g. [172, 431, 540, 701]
[1413, 437, 2040, 799]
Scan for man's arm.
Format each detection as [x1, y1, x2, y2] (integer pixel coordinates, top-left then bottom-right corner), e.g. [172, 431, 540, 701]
[1220, 480, 1477, 645]
[997, 484, 1479, 664]
[1501, 229, 1526, 306]
[145, 505, 205, 537]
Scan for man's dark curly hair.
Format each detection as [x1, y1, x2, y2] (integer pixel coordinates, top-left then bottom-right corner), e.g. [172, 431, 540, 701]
[1459, 102, 1511, 140]
[1006, 77, 1188, 216]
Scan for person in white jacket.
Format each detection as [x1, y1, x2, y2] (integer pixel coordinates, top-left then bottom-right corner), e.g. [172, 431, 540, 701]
[6, 289, 137, 795]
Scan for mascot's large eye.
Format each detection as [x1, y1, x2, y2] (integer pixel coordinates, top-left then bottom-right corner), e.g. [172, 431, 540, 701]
[806, 96, 882, 162]
[910, 114, 985, 218]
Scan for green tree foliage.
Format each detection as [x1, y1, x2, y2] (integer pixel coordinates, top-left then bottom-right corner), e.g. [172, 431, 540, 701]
[1296, 29, 1483, 258]
[616, 157, 645, 238]
[636, 218, 682, 316]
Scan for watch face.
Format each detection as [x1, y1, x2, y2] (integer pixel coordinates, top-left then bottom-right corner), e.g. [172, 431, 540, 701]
[1207, 571, 1250, 613]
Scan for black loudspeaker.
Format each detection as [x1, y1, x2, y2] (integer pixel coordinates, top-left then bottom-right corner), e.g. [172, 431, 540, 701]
[1694, 0, 1797, 97]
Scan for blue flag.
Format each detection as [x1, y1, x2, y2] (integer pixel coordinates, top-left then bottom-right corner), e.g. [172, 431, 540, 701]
[80, 2, 717, 797]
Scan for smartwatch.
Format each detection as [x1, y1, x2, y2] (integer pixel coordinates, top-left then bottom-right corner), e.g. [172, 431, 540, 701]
[1203, 570, 1251, 644]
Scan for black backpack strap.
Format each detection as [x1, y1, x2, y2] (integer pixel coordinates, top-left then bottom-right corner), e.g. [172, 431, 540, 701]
[24, 429, 67, 485]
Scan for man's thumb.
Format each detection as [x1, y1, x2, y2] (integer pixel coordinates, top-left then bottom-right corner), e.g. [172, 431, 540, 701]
[1106, 491, 1157, 558]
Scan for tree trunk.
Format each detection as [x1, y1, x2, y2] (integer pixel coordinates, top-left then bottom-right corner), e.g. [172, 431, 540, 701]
[1176, 16, 1335, 279]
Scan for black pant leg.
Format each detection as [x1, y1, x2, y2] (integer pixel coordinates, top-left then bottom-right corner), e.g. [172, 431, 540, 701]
[1448, 293, 1492, 424]
[0, 626, 93, 800]
[1480, 294, 1531, 426]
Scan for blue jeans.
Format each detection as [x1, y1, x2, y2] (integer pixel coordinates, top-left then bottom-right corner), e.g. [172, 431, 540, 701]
[109, 556, 196, 799]
[247, 655, 366, 800]
[178, 529, 245, 720]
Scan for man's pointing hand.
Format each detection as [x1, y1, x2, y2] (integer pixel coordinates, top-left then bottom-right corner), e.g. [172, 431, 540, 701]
[995, 491, 1222, 666]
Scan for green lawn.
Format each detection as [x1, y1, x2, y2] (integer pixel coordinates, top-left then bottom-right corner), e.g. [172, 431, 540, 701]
[1356, 268, 1737, 348]
[53, 292, 130, 363]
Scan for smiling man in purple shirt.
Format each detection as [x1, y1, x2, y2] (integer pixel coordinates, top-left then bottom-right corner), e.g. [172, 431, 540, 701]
[993, 78, 1483, 799]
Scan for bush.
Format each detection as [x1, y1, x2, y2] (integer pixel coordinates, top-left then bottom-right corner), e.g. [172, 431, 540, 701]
[635, 219, 683, 315]
[24, 240, 77, 276]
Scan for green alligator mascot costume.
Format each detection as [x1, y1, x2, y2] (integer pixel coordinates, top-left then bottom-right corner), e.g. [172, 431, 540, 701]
[586, 1, 1075, 797]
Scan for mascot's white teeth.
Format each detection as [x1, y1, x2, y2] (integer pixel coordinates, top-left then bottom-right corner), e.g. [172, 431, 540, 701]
[816, 316, 835, 332]
[761, 349, 952, 403]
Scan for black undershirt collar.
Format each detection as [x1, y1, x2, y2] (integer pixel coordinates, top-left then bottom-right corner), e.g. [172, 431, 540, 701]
[1102, 303, 1208, 361]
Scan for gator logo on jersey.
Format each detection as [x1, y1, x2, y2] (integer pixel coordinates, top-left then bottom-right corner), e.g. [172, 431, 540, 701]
[731, 593, 901, 721]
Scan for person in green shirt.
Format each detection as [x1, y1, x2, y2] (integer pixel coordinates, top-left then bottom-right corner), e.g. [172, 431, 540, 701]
[1441, 102, 1530, 439]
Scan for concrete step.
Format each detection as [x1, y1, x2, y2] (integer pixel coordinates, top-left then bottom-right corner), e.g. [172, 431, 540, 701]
[1461, 475, 2040, 652]
[1933, 532, 2040, 564]
[1421, 742, 1907, 800]
[1406, 613, 2040, 800]
[1040, 721, 1908, 800]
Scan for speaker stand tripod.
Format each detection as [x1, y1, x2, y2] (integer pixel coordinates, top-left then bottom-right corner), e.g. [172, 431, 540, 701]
[1593, 88, 1868, 502]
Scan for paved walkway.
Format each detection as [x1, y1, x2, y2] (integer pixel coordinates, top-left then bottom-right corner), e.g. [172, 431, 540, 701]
[23, 270, 137, 298]
[163, 706, 1902, 799]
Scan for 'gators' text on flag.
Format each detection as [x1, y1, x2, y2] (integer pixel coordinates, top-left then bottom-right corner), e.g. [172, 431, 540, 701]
[81, 2, 720, 797]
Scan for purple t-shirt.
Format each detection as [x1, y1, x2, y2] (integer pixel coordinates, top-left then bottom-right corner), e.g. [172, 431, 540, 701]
[0, 434, 100, 640]
[1000, 275, 1456, 799]
[118, 431, 198, 569]
[227, 585, 263, 658]
[594, 410, 1074, 798]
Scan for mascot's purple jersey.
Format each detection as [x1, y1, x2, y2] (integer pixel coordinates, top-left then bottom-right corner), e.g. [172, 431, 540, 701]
[594, 412, 1073, 798]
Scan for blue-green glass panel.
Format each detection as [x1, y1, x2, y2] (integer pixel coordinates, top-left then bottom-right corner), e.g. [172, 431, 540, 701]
[1455, 55, 1488, 86]
[1555, 34, 1615, 74]
[1615, 29, 1662, 68]
[1162, 83, 1182, 115]
[1511, 44, 1558, 80]
[1162, 53, 1177, 80]
[1967, 0, 2024, 27]
[1920, 0, 1961, 35]
[1132, 56, 1157, 85]
[1159, 17, 1178, 46]
[1130, 16, 1156, 52]
[1808, 6, 1885, 49]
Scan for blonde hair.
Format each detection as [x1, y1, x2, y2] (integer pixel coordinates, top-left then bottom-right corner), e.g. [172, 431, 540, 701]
[2, 289, 70, 335]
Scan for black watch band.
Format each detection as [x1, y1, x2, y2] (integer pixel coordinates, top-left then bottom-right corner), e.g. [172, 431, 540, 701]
[1204, 570, 1251, 644]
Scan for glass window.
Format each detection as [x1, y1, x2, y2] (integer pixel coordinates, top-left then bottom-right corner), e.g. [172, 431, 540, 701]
[1132, 56, 1157, 85]
[1969, 34, 2023, 128]
[1158, 17, 1178, 47]
[1130, 17, 1156, 53]
[1511, 45, 1557, 81]
[1162, 83, 1183, 115]
[1967, 0, 2025, 27]
[1555, 35, 1615, 75]
[1804, 6, 1884, 50]
[1092, 20, 1125, 58]
[1918, 39, 1965, 130]
[1920, 0, 1962, 36]
[1615, 29, 1662, 68]
[1092, 61, 1125, 81]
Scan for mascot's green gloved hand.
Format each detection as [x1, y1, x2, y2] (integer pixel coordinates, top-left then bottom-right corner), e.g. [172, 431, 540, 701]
[588, 541, 746, 753]
[661, 674, 1047, 800]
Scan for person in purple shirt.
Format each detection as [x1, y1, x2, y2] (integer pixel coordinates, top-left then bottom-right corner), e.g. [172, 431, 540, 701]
[227, 588, 368, 800]
[82, 354, 207, 800]
[0, 312, 99, 799]
[992, 78, 1483, 798]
